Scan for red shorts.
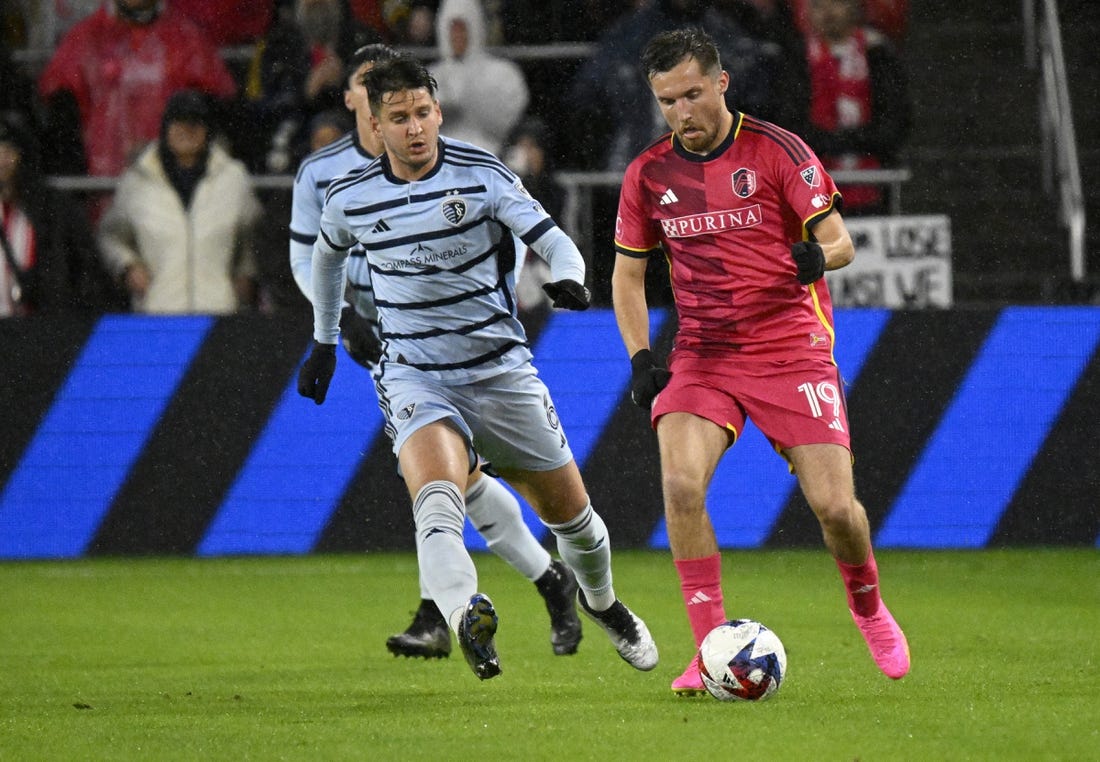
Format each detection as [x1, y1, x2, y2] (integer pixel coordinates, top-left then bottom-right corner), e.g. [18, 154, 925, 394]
[650, 353, 851, 452]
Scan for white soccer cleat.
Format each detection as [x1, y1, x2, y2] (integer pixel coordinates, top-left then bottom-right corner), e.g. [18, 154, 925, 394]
[578, 590, 658, 671]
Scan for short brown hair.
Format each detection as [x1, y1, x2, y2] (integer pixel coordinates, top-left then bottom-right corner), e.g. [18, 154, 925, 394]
[362, 56, 438, 116]
[641, 28, 722, 80]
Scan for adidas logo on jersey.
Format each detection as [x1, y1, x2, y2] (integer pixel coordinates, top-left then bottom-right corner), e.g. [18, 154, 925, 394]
[659, 188, 679, 205]
[371, 219, 391, 234]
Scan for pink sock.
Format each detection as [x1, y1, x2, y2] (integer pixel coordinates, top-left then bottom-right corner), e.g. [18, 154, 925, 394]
[836, 549, 882, 617]
[674, 554, 727, 647]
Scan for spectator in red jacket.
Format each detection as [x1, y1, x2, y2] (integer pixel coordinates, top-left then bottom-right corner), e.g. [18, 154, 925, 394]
[37, 0, 238, 178]
[798, 0, 911, 214]
[787, 0, 909, 47]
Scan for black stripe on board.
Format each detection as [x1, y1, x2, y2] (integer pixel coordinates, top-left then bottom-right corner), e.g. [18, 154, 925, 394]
[765, 309, 1002, 547]
[991, 343, 1100, 545]
[315, 433, 411, 552]
[88, 313, 313, 555]
[0, 316, 98, 482]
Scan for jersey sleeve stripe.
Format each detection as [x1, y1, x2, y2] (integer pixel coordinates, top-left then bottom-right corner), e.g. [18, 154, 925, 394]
[803, 192, 843, 236]
[614, 241, 658, 258]
[289, 229, 316, 245]
[320, 228, 354, 252]
[519, 218, 555, 245]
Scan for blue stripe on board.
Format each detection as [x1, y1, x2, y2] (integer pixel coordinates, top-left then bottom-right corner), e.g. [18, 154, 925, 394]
[0, 316, 212, 559]
[879, 307, 1100, 548]
[463, 308, 668, 550]
[198, 344, 385, 556]
[649, 308, 891, 548]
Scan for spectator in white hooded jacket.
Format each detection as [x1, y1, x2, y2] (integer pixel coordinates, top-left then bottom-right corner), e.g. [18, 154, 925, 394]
[429, 0, 530, 156]
[97, 90, 261, 314]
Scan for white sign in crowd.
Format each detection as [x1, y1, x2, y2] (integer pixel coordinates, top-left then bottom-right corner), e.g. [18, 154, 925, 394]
[825, 215, 953, 308]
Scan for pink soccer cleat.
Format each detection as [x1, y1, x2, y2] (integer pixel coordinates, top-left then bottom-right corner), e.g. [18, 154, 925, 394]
[850, 602, 910, 679]
[670, 653, 707, 697]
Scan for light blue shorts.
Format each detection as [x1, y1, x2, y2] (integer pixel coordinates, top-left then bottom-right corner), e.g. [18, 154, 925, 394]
[375, 362, 575, 473]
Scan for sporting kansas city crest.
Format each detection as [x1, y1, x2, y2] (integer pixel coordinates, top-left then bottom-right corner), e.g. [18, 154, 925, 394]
[441, 197, 467, 226]
[732, 168, 757, 198]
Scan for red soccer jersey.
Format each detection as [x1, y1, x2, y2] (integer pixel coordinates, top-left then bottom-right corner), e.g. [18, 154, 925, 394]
[615, 112, 842, 361]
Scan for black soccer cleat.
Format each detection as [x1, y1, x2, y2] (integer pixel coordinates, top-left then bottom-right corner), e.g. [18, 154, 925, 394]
[577, 590, 658, 671]
[458, 593, 501, 680]
[385, 598, 452, 659]
[534, 559, 583, 655]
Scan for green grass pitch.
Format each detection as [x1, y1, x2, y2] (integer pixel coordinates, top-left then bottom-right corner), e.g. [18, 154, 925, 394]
[2, 549, 1097, 760]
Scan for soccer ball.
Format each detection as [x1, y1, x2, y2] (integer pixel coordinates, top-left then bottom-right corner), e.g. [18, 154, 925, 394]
[698, 619, 787, 702]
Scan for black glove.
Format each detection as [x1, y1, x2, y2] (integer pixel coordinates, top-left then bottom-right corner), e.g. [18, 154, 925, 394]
[790, 241, 825, 285]
[629, 348, 671, 410]
[542, 279, 591, 310]
[340, 306, 382, 368]
[297, 342, 337, 405]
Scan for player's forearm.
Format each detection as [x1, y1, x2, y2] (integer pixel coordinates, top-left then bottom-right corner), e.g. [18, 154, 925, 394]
[611, 257, 651, 357]
[310, 244, 348, 344]
[821, 235, 855, 270]
[530, 226, 585, 285]
[814, 213, 856, 271]
[289, 238, 315, 302]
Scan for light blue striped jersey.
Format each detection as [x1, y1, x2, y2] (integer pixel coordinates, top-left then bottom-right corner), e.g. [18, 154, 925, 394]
[289, 131, 376, 316]
[314, 137, 559, 384]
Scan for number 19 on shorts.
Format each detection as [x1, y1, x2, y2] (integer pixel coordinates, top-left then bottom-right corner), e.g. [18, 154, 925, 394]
[798, 381, 846, 433]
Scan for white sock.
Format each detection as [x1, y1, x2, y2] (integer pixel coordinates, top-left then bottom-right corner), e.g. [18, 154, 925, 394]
[542, 502, 615, 610]
[412, 480, 477, 634]
[466, 475, 551, 581]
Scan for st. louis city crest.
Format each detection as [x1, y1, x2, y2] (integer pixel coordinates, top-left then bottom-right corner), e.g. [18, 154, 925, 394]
[441, 197, 467, 226]
[732, 168, 757, 198]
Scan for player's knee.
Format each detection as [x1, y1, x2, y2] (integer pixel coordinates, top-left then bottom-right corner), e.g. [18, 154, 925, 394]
[662, 469, 708, 516]
[413, 480, 466, 539]
[808, 493, 861, 534]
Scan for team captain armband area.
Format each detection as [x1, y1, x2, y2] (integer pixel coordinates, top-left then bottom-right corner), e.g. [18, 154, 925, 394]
[2, 307, 1100, 559]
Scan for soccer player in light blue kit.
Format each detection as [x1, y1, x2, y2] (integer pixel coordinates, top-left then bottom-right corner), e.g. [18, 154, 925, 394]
[290, 45, 582, 662]
[297, 55, 658, 680]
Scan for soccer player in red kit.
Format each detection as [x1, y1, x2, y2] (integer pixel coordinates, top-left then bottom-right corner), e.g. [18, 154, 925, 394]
[611, 28, 910, 695]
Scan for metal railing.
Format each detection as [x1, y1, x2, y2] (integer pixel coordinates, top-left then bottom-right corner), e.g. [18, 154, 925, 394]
[48, 167, 911, 260]
[12, 42, 597, 69]
[1023, 0, 1087, 282]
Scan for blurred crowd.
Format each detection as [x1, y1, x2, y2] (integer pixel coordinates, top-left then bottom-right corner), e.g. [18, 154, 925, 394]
[0, 0, 911, 316]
